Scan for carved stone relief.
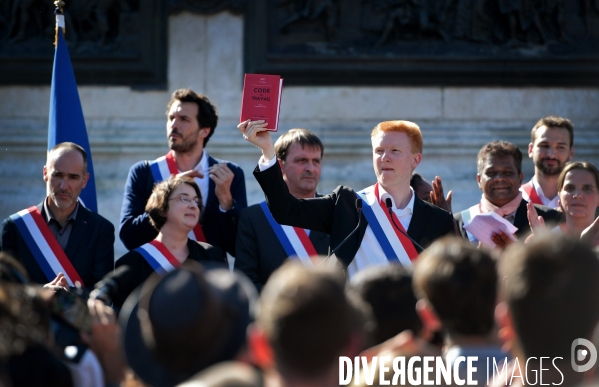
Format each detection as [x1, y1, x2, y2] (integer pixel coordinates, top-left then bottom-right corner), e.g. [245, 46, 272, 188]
[246, 0, 599, 85]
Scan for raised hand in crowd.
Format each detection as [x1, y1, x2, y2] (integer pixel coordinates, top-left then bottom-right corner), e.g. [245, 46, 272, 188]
[209, 162, 235, 210]
[81, 299, 126, 385]
[581, 215, 599, 246]
[526, 200, 545, 232]
[429, 176, 453, 213]
[44, 272, 69, 291]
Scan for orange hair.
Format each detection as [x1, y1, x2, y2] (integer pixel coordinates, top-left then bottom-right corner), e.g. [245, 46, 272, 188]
[371, 120, 423, 154]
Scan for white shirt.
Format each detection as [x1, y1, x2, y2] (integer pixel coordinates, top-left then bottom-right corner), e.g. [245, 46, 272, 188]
[522, 176, 559, 209]
[348, 185, 415, 278]
[259, 155, 415, 277]
[378, 183, 415, 231]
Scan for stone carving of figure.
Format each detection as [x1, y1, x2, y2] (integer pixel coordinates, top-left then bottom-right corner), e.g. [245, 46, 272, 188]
[541, 0, 566, 41]
[6, 0, 50, 43]
[581, 0, 597, 36]
[373, 0, 434, 46]
[279, 0, 338, 39]
[428, 0, 492, 43]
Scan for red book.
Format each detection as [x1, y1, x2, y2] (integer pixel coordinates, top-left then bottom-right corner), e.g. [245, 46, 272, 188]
[240, 74, 283, 132]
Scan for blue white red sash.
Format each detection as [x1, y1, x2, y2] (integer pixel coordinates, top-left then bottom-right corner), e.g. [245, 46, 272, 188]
[356, 184, 418, 266]
[135, 240, 182, 276]
[149, 152, 206, 242]
[460, 204, 481, 244]
[259, 202, 317, 266]
[10, 206, 85, 287]
[520, 180, 543, 206]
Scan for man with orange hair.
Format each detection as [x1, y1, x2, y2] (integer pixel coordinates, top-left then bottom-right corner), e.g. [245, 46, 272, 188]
[238, 120, 455, 277]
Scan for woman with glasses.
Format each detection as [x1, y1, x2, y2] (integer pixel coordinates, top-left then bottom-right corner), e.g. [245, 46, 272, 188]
[114, 176, 223, 309]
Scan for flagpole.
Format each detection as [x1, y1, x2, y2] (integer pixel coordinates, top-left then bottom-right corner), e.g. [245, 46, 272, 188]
[53, 0, 65, 47]
[48, 0, 99, 213]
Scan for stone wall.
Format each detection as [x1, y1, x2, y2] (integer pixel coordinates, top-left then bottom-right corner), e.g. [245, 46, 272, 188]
[1, 12, 598, 258]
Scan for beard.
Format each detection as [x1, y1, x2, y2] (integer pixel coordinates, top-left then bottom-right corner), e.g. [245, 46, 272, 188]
[169, 130, 200, 154]
[50, 191, 76, 209]
[535, 158, 565, 176]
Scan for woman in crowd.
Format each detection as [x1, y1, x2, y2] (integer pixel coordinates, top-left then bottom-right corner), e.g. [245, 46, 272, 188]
[528, 161, 599, 246]
[113, 176, 223, 309]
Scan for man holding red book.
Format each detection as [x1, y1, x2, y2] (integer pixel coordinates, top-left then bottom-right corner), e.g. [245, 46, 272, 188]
[239, 119, 454, 277]
[235, 128, 330, 291]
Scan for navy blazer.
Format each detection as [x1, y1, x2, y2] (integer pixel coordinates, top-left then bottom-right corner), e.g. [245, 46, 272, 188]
[235, 201, 330, 292]
[253, 163, 455, 268]
[0, 202, 115, 288]
[119, 153, 247, 257]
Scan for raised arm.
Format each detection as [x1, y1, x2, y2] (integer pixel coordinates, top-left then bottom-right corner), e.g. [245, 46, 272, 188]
[238, 119, 276, 162]
[119, 162, 158, 250]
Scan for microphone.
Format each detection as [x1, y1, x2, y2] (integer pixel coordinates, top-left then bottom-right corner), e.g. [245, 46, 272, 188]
[384, 198, 424, 252]
[325, 199, 363, 260]
[89, 265, 133, 306]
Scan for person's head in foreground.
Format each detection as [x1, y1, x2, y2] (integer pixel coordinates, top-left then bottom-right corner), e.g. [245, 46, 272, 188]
[349, 264, 423, 346]
[413, 237, 498, 343]
[249, 262, 366, 386]
[119, 261, 255, 387]
[496, 233, 599, 386]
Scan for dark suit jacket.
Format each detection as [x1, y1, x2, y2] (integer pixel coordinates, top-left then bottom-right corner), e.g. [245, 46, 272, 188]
[0, 202, 115, 288]
[253, 163, 456, 268]
[113, 239, 223, 309]
[454, 199, 564, 241]
[235, 201, 330, 292]
[119, 153, 247, 257]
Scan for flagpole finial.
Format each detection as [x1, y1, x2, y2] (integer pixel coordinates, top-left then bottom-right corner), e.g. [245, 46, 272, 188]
[54, 0, 65, 13]
[53, 0, 66, 46]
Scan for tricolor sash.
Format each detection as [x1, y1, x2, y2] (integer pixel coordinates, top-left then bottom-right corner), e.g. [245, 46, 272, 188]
[521, 181, 543, 206]
[135, 240, 182, 276]
[10, 207, 85, 287]
[460, 204, 482, 244]
[259, 202, 317, 266]
[149, 152, 206, 242]
[356, 184, 417, 266]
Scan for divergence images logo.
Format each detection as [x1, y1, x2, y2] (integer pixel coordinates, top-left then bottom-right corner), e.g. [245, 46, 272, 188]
[571, 338, 597, 372]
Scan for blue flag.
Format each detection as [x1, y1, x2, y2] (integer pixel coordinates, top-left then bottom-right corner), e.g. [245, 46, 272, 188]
[48, 27, 97, 212]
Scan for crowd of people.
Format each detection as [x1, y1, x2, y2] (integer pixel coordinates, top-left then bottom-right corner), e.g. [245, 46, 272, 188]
[0, 88, 598, 386]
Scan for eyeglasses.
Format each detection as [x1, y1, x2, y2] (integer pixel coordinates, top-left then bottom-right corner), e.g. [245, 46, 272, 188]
[169, 195, 201, 207]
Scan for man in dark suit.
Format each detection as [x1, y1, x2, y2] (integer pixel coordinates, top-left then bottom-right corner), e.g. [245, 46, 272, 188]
[0, 142, 114, 288]
[235, 129, 330, 291]
[454, 140, 562, 248]
[239, 120, 455, 277]
[119, 89, 246, 256]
